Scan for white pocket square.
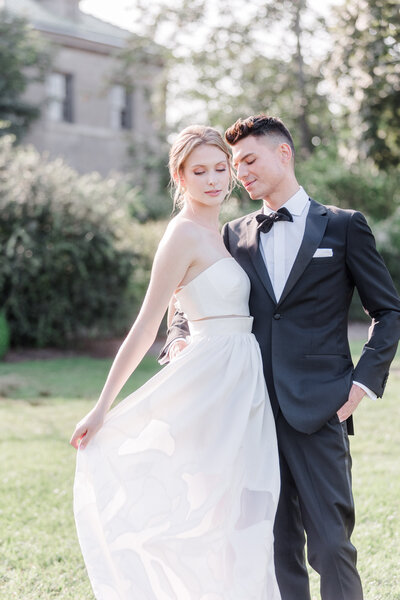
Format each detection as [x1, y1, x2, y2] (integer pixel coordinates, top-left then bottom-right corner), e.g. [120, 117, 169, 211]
[313, 248, 333, 258]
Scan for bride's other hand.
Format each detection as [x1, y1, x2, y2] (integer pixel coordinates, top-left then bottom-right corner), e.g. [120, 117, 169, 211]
[70, 407, 106, 450]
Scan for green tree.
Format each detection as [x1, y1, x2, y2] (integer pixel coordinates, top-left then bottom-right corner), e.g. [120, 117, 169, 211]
[0, 10, 51, 140]
[188, 0, 331, 157]
[328, 0, 400, 169]
[118, 0, 334, 158]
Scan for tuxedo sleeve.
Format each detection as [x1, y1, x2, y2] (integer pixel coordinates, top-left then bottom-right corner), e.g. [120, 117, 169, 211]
[346, 211, 400, 396]
[221, 222, 231, 252]
[157, 311, 190, 364]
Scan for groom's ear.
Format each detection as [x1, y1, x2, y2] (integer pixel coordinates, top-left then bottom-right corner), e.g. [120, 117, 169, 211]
[278, 142, 293, 166]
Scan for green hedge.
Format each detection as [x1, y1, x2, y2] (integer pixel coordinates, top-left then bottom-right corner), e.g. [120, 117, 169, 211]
[0, 136, 143, 347]
[375, 207, 400, 296]
[296, 148, 400, 221]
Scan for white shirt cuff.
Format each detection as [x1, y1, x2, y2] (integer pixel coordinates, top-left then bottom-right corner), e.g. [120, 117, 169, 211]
[353, 381, 377, 401]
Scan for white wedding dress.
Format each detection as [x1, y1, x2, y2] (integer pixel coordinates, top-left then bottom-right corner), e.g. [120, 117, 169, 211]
[74, 257, 281, 600]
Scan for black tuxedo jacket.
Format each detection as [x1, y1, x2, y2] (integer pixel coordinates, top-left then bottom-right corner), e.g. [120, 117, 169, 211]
[162, 199, 400, 434]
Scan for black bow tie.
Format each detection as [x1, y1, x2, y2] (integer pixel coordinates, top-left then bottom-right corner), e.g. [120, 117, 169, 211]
[256, 207, 293, 233]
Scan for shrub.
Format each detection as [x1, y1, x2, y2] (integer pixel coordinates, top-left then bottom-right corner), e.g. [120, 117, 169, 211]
[296, 148, 400, 221]
[0, 136, 143, 347]
[127, 219, 167, 303]
[374, 208, 400, 296]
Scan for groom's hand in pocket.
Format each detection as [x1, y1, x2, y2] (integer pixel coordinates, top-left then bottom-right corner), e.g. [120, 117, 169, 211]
[337, 384, 365, 422]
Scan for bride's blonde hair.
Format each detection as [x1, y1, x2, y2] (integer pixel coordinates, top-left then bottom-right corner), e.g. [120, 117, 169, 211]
[169, 125, 233, 209]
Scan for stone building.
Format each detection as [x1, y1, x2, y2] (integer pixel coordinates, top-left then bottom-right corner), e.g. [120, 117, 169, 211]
[0, 0, 164, 176]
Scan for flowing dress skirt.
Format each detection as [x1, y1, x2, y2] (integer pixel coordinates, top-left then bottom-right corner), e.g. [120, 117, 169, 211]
[74, 316, 281, 600]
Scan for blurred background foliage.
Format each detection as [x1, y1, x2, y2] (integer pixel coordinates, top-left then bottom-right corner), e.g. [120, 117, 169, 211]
[0, 136, 163, 348]
[0, 9, 51, 140]
[0, 0, 399, 349]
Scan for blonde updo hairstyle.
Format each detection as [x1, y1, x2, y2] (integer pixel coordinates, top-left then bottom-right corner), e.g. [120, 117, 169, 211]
[169, 125, 233, 209]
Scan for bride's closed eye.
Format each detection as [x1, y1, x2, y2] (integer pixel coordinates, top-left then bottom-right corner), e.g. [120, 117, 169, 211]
[193, 167, 226, 175]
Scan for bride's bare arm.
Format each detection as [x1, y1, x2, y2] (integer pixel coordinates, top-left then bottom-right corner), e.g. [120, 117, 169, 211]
[70, 221, 196, 449]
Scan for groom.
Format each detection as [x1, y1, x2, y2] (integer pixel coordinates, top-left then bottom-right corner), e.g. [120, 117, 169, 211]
[160, 114, 400, 600]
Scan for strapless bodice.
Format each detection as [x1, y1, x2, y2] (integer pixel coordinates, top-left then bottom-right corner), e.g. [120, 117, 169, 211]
[174, 257, 250, 321]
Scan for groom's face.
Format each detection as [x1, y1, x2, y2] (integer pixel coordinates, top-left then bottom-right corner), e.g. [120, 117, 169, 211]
[231, 135, 290, 201]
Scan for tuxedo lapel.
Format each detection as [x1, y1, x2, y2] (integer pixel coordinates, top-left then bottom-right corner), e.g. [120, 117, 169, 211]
[277, 199, 328, 306]
[246, 211, 277, 303]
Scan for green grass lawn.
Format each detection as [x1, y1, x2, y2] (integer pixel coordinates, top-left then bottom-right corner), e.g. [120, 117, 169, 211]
[0, 348, 399, 599]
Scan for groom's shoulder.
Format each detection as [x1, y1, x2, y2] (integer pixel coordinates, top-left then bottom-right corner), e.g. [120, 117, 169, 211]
[324, 203, 356, 217]
[312, 199, 364, 225]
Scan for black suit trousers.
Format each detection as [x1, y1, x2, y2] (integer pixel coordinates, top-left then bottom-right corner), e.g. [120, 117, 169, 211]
[273, 412, 363, 600]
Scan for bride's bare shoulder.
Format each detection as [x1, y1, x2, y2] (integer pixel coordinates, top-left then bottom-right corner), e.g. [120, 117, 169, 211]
[163, 215, 203, 244]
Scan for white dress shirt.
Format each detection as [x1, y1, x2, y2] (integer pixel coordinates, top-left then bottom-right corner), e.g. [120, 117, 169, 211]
[259, 186, 376, 401]
[259, 186, 310, 303]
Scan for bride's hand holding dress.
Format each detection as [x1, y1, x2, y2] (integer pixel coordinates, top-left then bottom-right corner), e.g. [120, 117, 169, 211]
[70, 405, 106, 450]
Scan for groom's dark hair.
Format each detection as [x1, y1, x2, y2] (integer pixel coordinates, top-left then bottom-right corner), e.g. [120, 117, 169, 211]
[225, 114, 295, 157]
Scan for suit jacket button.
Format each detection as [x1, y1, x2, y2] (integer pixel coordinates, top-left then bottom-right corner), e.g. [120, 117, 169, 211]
[273, 313, 281, 320]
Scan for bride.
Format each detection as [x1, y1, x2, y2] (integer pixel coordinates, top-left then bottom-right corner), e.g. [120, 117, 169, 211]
[70, 125, 281, 600]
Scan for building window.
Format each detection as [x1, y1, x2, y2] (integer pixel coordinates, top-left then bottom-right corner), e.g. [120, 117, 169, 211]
[46, 73, 73, 123]
[110, 85, 132, 130]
